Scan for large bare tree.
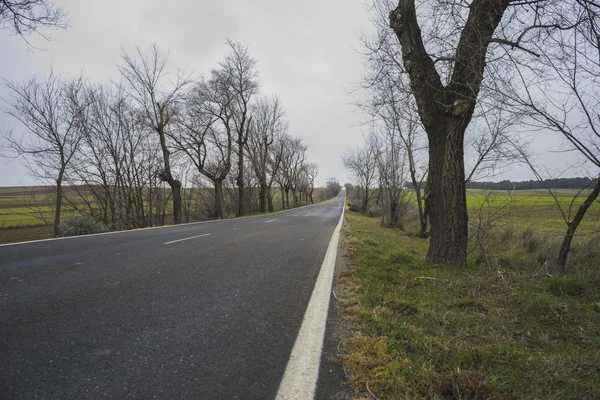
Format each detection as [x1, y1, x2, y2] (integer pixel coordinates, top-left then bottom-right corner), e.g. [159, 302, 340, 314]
[2, 71, 86, 236]
[173, 76, 233, 219]
[219, 40, 259, 217]
[119, 45, 190, 225]
[385, 0, 589, 266]
[246, 95, 287, 213]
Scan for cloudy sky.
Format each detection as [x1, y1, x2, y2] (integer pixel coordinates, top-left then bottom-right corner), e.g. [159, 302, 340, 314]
[0, 0, 586, 187]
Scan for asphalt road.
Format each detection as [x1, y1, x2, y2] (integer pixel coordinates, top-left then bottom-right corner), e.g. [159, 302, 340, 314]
[1, 193, 345, 399]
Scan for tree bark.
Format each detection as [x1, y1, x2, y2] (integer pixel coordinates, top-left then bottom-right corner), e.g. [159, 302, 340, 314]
[267, 187, 274, 212]
[214, 180, 226, 219]
[556, 178, 600, 274]
[53, 171, 64, 237]
[285, 189, 290, 209]
[259, 182, 267, 213]
[237, 149, 245, 217]
[172, 181, 182, 225]
[425, 123, 468, 265]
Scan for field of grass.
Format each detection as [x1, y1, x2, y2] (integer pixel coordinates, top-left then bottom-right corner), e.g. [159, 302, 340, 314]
[338, 204, 600, 399]
[465, 189, 600, 235]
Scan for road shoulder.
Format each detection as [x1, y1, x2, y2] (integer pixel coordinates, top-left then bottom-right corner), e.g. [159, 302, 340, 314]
[315, 218, 358, 400]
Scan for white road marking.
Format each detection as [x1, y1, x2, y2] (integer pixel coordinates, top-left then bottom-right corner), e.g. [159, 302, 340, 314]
[264, 219, 276, 224]
[276, 202, 345, 400]
[162, 233, 211, 245]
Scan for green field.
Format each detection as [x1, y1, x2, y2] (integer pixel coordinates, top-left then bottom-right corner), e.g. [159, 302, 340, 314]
[465, 189, 600, 235]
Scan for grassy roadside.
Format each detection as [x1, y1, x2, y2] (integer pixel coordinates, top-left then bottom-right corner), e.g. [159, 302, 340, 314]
[338, 209, 600, 399]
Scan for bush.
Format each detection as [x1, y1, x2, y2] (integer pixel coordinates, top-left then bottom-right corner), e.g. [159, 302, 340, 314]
[366, 203, 382, 218]
[348, 202, 363, 213]
[60, 214, 110, 237]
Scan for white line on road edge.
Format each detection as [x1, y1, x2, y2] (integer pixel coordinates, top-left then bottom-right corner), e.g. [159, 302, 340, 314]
[264, 219, 276, 224]
[163, 233, 211, 245]
[276, 201, 345, 400]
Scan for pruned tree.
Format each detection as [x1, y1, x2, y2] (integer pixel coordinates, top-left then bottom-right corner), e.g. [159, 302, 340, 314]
[305, 163, 318, 204]
[219, 40, 259, 217]
[343, 144, 378, 212]
[2, 70, 86, 236]
[383, 0, 590, 266]
[174, 75, 233, 219]
[119, 44, 190, 225]
[246, 95, 287, 213]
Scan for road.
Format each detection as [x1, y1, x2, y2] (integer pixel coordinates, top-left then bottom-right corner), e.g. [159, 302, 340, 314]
[0, 193, 345, 399]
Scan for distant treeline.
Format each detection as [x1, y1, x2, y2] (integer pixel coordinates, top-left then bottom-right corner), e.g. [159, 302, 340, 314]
[404, 177, 598, 190]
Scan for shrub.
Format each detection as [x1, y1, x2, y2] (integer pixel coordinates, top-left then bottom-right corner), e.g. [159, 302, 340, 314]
[60, 214, 110, 237]
[348, 202, 363, 213]
[366, 203, 382, 218]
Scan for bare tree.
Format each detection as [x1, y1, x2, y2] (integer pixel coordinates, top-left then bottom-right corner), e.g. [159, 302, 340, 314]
[325, 177, 341, 199]
[246, 95, 286, 213]
[119, 44, 190, 225]
[382, 0, 591, 266]
[2, 71, 86, 236]
[0, 0, 66, 44]
[343, 144, 378, 212]
[305, 163, 319, 204]
[218, 40, 259, 217]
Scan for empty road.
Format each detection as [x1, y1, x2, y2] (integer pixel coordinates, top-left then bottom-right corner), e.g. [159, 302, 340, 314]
[1, 193, 345, 399]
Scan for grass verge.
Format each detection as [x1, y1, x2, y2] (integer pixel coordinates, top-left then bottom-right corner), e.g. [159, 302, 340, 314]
[338, 209, 600, 399]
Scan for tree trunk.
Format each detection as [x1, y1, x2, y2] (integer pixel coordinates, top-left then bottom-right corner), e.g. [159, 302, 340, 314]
[237, 151, 245, 217]
[267, 187, 274, 212]
[259, 182, 267, 213]
[280, 187, 285, 209]
[390, 0, 509, 266]
[214, 180, 226, 219]
[53, 172, 64, 237]
[556, 178, 600, 274]
[425, 124, 468, 266]
[363, 187, 369, 213]
[171, 181, 182, 225]
[285, 189, 289, 208]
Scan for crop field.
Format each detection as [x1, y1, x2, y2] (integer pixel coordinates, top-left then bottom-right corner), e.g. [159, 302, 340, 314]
[465, 188, 600, 235]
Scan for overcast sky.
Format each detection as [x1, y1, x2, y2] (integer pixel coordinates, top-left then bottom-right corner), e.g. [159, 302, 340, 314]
[0, 0, 587, 187]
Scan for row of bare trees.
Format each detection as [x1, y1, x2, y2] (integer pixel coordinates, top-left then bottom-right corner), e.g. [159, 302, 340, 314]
[2, 42, 319, 236]
[345, 0, 600, 273]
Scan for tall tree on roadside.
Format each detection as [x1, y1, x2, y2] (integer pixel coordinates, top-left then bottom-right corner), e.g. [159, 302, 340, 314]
[246, 95, 287, 213]
[386, 0, 587, 266]
[2, 71, 86, 236]
[173, 76, 233, 219]
[220, 40, 259, 217]
[343, 144, 378, 213]
[119, 45, 190, 225]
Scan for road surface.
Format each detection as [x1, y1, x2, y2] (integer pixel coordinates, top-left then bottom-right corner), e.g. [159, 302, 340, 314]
[1, 193, 345, 399]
